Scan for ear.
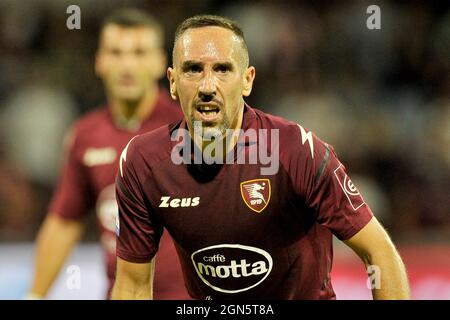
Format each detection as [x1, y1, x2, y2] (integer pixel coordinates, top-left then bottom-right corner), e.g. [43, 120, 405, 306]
[167, 67, 178, 100]
[242, 66, 255, 97]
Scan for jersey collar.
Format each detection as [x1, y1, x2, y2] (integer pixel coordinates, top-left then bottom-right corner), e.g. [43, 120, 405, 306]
[106, 87, 167, 132]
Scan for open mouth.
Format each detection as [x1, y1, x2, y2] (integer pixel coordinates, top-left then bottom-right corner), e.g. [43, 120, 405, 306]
[197, 105, 219, 115]
[195, 104, 221, 122]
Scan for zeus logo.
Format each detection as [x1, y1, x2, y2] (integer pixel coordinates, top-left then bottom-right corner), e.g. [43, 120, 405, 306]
[159, 196, 200, 208]
[119, 136, 137, 177]
[297, 124, 314, 159]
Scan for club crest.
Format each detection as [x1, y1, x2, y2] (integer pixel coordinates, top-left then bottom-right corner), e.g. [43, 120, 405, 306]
[240, 179, 271, 213]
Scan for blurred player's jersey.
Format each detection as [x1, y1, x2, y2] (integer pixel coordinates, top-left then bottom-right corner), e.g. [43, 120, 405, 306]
[49, 88, 189, 299]
[116, 105, 374, 299]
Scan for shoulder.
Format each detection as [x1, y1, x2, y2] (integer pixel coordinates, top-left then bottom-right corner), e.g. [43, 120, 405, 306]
[156, 88, 184, 115]
[252, 108, 340, 199]
[159, 89, 180, 108]
[122, 121, 180, 170]
[253, 107, 307, 143]
[256, 109, 299, 140]
[253, 107, 298, 130]
[71, 107, 109, 138]
[252, 107, 334, 181]
[62, 107, 109, 153]
[253, 107, 327, 158]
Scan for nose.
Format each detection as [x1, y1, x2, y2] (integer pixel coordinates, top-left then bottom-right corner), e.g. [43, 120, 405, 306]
[119, 52, 138, 71]
[198, 70, 217, 101]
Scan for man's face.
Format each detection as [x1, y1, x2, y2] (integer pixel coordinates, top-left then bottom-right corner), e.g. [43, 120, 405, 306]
[168, 26, 255, 139]
[96, 24, 165, 102]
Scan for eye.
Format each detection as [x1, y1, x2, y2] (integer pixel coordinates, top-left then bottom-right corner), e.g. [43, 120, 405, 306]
[184, 64, 202, 74]
[109, 48, 121, 56]
[215, 64, 231, 73]
[134, 48, 146, 56]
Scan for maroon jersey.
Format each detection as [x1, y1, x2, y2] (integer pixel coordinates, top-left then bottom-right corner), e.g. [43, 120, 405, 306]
[49, 89, 190, 299]
[116, 105, 373, 299]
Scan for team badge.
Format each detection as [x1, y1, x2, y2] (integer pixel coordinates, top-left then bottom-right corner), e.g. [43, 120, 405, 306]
[240, 179, 271, 213]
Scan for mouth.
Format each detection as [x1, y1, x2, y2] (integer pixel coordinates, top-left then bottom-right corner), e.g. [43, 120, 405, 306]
[195, 104, 221, 122]
[118, 75, 136, 87]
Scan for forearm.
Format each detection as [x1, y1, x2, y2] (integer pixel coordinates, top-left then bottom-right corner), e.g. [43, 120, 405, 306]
[111, 257, 155, 300]
[29, 214, 83, 297]
[365, 244, 410, 300]
[344, 218, 411, 300]
[111, 281, 152, 300]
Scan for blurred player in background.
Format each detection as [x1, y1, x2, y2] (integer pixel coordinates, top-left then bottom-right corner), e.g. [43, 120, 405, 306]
[26, 8, 188, 299]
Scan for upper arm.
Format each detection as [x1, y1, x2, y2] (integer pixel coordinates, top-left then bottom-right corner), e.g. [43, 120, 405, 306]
[343, 216, 395, 265]
[287, 124, 373, 239]
[115, 137, 162, 263]
[48, 125, 93, 219]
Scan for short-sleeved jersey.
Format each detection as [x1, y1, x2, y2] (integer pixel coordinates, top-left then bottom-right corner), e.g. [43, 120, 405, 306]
[48, 88, 190, 299]
[116, 105, 373, 299]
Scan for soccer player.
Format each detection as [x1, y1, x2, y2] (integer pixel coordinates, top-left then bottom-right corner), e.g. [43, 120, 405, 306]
[112, 15, 410, 299]
[27, 9, 188, 299]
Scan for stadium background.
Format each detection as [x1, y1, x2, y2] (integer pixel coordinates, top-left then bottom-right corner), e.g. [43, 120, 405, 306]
[0, 0, 448, 299]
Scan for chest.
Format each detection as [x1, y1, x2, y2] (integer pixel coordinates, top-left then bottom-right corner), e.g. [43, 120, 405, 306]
[79, 127, 147, 195]
[149, 163, 309, 252]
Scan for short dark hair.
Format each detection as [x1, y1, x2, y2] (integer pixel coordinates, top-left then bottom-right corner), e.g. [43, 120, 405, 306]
[173, 15, 249, 67]
[100, 8, 163, 44]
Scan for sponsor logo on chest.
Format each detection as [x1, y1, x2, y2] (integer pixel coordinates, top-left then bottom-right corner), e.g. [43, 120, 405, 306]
[191, 244, 273, 294]
[83, 147, 117, 166]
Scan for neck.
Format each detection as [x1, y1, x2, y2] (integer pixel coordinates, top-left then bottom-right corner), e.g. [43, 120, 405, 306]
[110, 85, 159, 130]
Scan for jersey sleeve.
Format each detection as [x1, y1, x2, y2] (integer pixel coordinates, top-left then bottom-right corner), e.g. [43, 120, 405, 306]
[115, 137, 162, 263]
[48, 124, 94, 220]
[289, 124, 373, 240]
